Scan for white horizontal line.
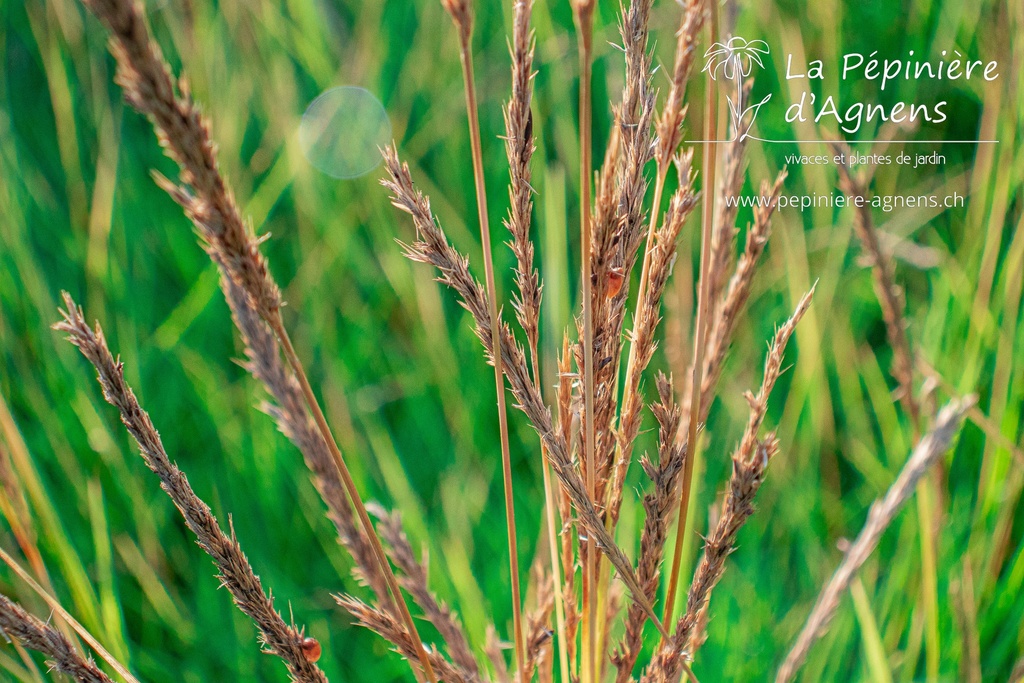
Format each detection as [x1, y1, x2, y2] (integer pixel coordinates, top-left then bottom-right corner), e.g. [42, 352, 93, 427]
[684, 136, 1000, 144]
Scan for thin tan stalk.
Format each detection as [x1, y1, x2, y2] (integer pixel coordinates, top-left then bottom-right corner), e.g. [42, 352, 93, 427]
[78, 0, 435, 677]
[502, 2, 568, 677]
[556, 336, 580, 677]
[775, 396, 974, 683]
[663, 0, 720, 628]
[539, 446, 568, 683]
[441, 1, 525, 676]
[0, 590, 114, 683]
[570, 0, 597, 679]
[54, 296, 327, 683]
[660, 74, 782, 451]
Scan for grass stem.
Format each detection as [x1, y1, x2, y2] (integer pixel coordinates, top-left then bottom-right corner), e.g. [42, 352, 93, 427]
[529, 348, 570, 683]
[452, 27, 527, 680]
[571, 1, 597, 679]
[663, 1, 719, 630]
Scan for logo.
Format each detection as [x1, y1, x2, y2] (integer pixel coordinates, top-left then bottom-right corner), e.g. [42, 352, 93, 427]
[696, 36, 999, 146]
[703, 37, 773, 142]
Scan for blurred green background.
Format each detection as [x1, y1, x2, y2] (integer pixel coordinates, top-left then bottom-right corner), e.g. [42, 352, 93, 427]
[0, 0, 1022, 680]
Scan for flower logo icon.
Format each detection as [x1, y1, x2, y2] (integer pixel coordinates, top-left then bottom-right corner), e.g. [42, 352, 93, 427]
[703, 37, 770, 81]
[703, 36, 772, 141]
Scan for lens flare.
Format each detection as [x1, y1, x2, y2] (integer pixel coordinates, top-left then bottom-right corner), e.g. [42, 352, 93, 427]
[299, 86, 391, 179]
